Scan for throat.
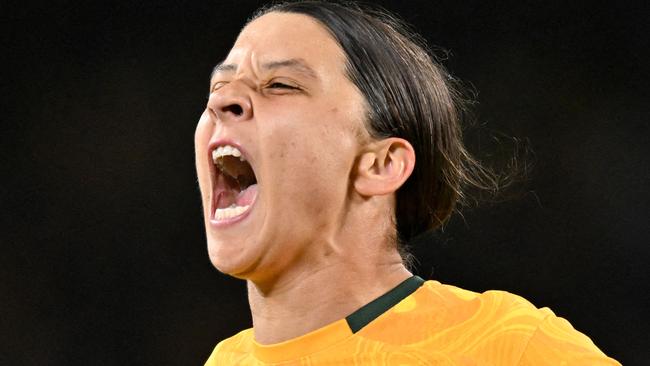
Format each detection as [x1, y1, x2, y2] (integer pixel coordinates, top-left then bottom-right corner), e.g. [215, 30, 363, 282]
[247, 264, 413, 345]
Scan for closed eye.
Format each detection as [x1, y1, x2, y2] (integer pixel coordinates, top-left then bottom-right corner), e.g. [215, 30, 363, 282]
[268, 82, 297, 89]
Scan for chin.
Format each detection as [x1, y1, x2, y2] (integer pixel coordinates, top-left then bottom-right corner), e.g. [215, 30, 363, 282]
[206, 235, 258, 278]
[208, 252, 248, 278]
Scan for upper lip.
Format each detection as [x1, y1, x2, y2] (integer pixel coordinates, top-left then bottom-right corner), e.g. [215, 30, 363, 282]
[208, 138, 251, 167]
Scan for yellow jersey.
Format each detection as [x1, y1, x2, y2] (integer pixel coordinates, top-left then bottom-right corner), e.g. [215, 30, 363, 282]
[206, 276, 620, 365]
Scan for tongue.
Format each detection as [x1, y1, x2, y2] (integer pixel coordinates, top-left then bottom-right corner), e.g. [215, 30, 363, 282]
[235, 183, 258, 207]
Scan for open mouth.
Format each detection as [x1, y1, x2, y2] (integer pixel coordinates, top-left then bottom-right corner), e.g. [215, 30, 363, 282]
[210, 144, 258, 222]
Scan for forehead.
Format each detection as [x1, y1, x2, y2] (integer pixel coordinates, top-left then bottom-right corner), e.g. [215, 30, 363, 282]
[222, 12, 347, 77]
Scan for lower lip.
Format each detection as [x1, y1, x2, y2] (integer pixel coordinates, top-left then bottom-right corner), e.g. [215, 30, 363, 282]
[208, 197, 257, 229]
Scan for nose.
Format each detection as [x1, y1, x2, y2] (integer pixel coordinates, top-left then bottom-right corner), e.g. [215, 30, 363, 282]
[207, 82, 253, 123]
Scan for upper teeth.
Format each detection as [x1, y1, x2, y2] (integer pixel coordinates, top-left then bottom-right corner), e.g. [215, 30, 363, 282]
[212, 145, 245, 163]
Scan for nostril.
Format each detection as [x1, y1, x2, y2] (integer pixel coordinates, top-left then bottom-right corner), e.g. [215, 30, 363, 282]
[223, 104, 243, 116]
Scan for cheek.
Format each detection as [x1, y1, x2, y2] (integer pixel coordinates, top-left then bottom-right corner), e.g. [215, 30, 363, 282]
[272, 125, 350, 172]
[194, 112, 213, 189]
[259, 101, 363, 199]
[194, 111, 212, 151]
[270, 123, 355, 203]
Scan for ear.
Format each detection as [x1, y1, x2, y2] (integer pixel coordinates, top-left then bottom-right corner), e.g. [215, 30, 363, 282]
[354, 137, 416, 196]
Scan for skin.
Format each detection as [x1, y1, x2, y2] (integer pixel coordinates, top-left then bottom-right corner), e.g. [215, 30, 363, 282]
[194, 12, 416, 344]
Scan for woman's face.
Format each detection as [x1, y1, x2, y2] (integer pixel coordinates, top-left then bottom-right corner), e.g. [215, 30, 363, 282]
[194, 12, 369, 281]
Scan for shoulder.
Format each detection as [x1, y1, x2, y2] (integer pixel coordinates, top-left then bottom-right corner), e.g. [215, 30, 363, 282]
[364, 280, 550, 356]
[415, 281, 620, 365]
[415, 280, 554, 325]
[518, 311, 621, 365]
[204, 328, 254, 366]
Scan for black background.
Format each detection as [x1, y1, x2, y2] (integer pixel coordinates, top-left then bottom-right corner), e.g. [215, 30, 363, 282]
[2, 1, 648, 364]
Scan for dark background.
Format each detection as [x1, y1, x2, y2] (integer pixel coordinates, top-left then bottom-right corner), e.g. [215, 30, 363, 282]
[2, 0, 647, 364]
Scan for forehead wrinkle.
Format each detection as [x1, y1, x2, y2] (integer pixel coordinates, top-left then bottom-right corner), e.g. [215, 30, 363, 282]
[210, 57, 321, 83]
[210, 62, 237, 80]
[261, 58, 319, 80]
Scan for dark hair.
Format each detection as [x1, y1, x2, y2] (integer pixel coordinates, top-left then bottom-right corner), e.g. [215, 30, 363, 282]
[252, 1, 500, 243]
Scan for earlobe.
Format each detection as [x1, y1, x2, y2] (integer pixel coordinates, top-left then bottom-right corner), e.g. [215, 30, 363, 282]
[353, 138, 415, 196]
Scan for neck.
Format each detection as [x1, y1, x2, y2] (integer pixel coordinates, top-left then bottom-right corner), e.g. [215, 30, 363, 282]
[247, 246, 411, 344]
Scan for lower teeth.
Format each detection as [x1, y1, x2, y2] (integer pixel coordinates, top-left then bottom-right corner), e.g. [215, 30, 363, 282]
[214, 204, 250, 220]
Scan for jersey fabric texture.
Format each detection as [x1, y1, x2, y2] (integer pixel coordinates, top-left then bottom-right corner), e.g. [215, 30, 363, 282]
[205, 276, 620, 365]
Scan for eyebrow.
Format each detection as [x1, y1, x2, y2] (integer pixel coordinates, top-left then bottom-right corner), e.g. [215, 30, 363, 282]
[210, 58, 319, 80]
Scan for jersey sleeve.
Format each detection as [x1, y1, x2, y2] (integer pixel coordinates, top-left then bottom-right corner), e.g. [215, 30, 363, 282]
[516, 313, 621, 366]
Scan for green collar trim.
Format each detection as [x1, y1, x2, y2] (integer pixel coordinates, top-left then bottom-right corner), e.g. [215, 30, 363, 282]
[345, 275, 425, 333]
